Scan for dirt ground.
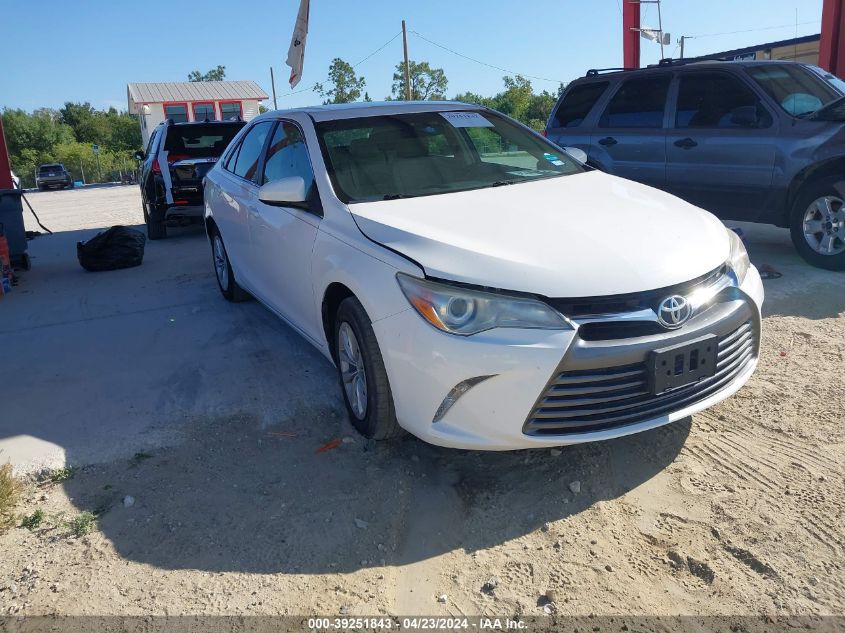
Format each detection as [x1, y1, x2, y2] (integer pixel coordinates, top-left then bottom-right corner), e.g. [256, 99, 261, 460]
[1, 185, 843, 620]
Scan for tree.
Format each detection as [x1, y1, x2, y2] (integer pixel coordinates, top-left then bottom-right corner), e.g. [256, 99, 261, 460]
[188, 65, 226, 82]
[390, 60, 448, 100]
[315, 58, 366, 104]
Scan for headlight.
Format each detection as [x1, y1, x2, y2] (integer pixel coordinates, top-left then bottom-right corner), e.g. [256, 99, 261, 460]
[727, 229, 750, 284]
[396, 273, 570, 336]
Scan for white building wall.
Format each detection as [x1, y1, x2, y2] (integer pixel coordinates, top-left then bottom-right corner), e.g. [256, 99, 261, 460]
[241, 100, 261, 121]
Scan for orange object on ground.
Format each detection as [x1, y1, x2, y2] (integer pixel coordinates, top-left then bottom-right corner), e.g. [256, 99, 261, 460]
[315, 438, 342, 454]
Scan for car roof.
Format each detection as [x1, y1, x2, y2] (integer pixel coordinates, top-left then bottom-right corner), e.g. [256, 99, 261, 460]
[257, 100, 486, 122]
[157, 119, 246, 128]
[577, 59, 810, 81]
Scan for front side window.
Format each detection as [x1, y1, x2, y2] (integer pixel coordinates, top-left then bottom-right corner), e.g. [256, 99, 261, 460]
[164, 104, 188, 123]
[231, 121, 273, 183]
[676, 73, 772, 129]
[316, 110, 583, 203]
[220, 102, 242, 121]
[747, 64, 842, 116]
[552, 82, 609, 128]
[599, 75, 671, 128]
[193, 103, 215, 121]
[262, 122, 315, 188]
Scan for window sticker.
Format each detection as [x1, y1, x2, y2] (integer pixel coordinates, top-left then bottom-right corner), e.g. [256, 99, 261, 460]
[543, 152, 565, 166]
[440, 112, 495, 128]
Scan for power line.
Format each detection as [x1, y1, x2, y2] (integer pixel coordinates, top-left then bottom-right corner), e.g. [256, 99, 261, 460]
[409, 30, 564, 84]
[687, 20, 817, 40]
[353, 31, 402, 68]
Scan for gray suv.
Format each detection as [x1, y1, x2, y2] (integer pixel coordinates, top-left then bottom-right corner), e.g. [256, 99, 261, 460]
[546, 60, 845, 270]
[36, 163, 73, 190]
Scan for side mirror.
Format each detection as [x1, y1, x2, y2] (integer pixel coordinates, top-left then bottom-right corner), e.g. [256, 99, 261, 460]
[258, 176, 307, 206]
[563, 146, 588, 165]
[134, 150, 145, 161]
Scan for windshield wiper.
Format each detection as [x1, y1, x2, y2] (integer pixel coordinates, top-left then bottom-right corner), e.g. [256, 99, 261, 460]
[491, 180, 518, 187]
[382, 193, 415, 200]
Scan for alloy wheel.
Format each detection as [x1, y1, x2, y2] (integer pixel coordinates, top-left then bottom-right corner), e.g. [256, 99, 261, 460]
[803, 196, 845, 256]
[213, 235, 229, 291]
[338, 322, 367, 420]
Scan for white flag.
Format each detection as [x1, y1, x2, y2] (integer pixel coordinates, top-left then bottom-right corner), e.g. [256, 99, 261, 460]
[286, 0, 310, 88]
[640, 28, 670, 46]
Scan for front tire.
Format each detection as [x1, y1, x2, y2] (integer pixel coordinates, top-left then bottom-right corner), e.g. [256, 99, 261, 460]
[334, 297, 402, 440]
[790, 176, 845, 271]
[210, 230, 250, 302]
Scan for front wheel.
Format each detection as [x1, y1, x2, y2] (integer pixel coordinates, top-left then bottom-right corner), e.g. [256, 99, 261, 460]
[210, 230, 250, 302]
[790, 177, 845, 271]
[334, 297, 402, 440]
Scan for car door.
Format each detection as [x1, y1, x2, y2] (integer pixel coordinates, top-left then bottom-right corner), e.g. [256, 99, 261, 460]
[665, 71, 778, 221]
[215, 121, 275, 286]
[248, 119, 322, 342]
[589, 73, 672, 190]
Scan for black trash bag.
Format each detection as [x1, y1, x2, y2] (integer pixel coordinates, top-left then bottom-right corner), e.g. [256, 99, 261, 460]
[77, 226, 146, 272]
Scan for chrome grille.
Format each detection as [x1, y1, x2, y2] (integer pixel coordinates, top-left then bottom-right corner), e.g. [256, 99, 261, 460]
[523, 321, 757, 435]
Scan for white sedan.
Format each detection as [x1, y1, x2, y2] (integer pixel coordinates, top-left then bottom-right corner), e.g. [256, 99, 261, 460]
[203, 101, 763, 450]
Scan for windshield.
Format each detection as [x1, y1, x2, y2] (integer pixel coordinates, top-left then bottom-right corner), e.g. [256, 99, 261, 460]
[747, 64, 843, 116]
[315, 110, 584, 203]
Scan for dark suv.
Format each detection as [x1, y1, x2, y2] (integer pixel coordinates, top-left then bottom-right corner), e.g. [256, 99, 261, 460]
[135, 119, 245, 240]
[546, 60, 845, 270]
[36, 163, 73, 190]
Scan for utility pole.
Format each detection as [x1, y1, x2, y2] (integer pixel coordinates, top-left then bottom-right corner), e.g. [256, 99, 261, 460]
[270, 66, 278, 110]
[402, 20, 412, 100]
[656, 0, 665, 59]
[679, 35, 686, 59]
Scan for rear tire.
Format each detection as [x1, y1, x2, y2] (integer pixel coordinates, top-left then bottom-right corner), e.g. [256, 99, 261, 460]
[210, 229, 250, 302]
[146, 219, 167, 240]
[334, 297, 402, 441]
[790, 176, 845, 271]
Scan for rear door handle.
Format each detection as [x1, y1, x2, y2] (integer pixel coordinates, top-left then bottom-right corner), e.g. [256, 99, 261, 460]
[674, 137, 698, 149]
[598, 137, 618, 147]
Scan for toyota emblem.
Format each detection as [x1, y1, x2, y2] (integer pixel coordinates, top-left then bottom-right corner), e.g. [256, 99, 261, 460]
[657, 295, 693, 329]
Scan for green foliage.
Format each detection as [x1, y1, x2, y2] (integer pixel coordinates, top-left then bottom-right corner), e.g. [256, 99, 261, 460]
[66, 511, 95, 537]
[456, 76, 562, 131]
[391, 60, 448, 100]
[188, 65, 226, 82]
[0, 463, 20, 531]
[49, 466, 75, 483]
[21, 508, 44, 531]
[315, 58, 367, 104]
[3, 103, 141, 188]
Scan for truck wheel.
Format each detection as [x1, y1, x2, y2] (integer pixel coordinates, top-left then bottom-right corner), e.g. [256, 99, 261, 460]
[211, 230, 250, 302]
[790, 176, 845, 271]
[334, 297, 402, 441]
[146, 219, 167, 240]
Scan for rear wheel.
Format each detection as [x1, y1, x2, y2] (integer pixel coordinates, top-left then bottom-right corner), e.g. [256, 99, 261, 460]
[334, 297, 402, 440]
[211, 230, 250, 302]
[145, 204, 167, 240]
[790, 177, 845, 271]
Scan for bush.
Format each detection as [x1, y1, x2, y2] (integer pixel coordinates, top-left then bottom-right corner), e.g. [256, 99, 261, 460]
[0, 463, 21, 531]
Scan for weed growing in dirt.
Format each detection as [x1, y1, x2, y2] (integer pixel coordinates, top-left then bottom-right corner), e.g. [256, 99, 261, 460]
[21, 509, 45, 531]
[0, 463, 21, 530]
[49, 467, 75, 483]
[131, 452, 153, 466]
[67, 512, 95, 537]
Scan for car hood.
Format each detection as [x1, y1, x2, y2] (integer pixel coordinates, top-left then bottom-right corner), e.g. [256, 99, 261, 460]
[349, 171, 731, 297]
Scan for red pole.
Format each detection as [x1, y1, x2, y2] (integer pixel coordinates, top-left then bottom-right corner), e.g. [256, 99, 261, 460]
[0, 116, 13, 190]
[623, 0, 641, 69]
[820, 0, 845, 76]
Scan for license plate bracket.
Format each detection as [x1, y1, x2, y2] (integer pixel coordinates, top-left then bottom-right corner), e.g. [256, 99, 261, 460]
[648, 334, 718, 394]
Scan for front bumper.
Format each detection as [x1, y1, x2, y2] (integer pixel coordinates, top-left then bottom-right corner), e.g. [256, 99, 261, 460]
[373, 266, 764, 450]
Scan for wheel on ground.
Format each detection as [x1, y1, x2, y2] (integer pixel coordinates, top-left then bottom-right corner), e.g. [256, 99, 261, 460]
[334, 297, 402, 440]
[790, 176, 845, 271]
[210, 229, 250, 302]
[65, 182, 74, 190]
[146, 218, 166, 240]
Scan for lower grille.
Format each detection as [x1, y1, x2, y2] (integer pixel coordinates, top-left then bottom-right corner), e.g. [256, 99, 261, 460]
[523, 321, 757, 435]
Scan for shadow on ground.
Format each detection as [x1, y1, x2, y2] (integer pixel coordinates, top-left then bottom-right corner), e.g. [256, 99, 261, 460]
[60, 413, 690, 575]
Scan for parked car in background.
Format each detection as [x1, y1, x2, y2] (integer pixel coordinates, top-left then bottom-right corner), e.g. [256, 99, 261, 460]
[36, 163, 73, 190]
[135, 119, 245, 240]
[203, 101, 763, 450]
[546, 60, 845, 270]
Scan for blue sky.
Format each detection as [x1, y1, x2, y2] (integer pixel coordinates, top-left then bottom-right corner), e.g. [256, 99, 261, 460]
[0, 0, 824, 112]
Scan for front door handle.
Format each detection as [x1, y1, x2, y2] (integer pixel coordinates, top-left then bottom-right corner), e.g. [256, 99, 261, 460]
[598, 136, 618, 147]
[674, 137, 698, 149]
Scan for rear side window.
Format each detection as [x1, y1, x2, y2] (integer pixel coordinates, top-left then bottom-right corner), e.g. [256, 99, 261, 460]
[676, 73, 773, 129]
[599, 75, 671, 128]
[552, 82, 609, 128]
[232, 121, 273, 183]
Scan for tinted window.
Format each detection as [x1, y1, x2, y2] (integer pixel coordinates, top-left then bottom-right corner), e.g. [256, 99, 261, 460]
[676, 73, 772, 129]
[165, 104, 188, 123]
[553, 82, 609, 128]
[220, 103, 241, 120]
[748, 64, 841, 116]
[146, 130, 159, 156]
[163, 123, 244, 157]
[232, 121, 273, 182]
[193, 103, 215, 121]
[599, 75, 671, 128]
[262, 122, 315, 189]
